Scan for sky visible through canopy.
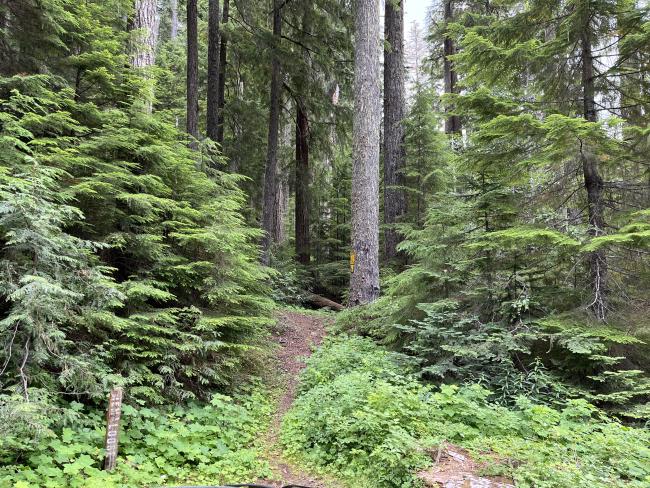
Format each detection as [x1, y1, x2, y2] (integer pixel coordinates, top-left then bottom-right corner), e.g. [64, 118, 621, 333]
[405, 0, 430, 30]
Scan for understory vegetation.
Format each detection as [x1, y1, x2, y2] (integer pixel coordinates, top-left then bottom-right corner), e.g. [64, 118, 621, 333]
[0, 70, 273, 431]
[282, 337, 650, 488]
[1, 387, 272, 487]
[1, 0, 649, 486]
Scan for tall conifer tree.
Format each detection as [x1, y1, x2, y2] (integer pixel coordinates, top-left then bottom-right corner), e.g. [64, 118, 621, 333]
[207, 0, 221, 141]
[261, 0, 283, 264]
[350, 0, 381, 305]
[186, 0, 199, 147]
[383, 0, 407, 262]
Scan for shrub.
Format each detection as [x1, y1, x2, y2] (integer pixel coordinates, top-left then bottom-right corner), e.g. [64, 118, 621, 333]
[281, 337, 650, 488]
[0, 389, 273, 487]
[0, 74, 273, 414]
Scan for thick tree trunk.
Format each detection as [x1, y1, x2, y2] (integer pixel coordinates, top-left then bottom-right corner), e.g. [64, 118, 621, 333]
[350, 0, 381, 306]
[581, 30, 608, 320]
[170, 0, 179, 40]
[130, 0, 160, 68]
[275, 114, 292, 244]
[383, 0, 407, 262]
[186, 0, 199, 147]
[0, 1, 6, 31]
[295, 102, 310, 265]
[261, 0, 283, 265]
[443, 0, 461, 135]
[216, 0, 230, 145]
[206, 0, 220, 141]
[129, 0, 159, 112]
[276, 168, 289, 244]
[230, 75, 244, 173]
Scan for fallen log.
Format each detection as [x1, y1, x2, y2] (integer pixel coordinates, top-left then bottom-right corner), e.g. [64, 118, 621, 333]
[305, 293, 345, 311]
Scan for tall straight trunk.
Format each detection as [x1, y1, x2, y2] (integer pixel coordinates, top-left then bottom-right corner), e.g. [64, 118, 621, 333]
[0, 0, 6, 31]
[230, 75, 244, 173]
[581, 28, 608, 320]
[186, 0, 199, 147]
[383, 0, 407, 262]
[206, 0, 221, 141]
[130, 0, 160, 68]
[443, 0, 461, 135]
[261, 0, 283, 265]
[295, 102, 310, 265]
[350, 0, 381, 306]
[129, 0, 160, 112]
[216, 0, 230, 145]
[276, 116, 292, 244]
[170, 0, 179, 40]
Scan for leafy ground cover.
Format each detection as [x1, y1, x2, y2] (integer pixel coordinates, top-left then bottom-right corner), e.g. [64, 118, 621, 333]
[0, 387, 273, 488]
[281, 336, 650, 488]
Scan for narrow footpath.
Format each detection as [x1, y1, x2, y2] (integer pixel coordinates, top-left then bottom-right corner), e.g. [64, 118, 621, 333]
[253, 311, 514, 488]
[255, 310, 342, 488]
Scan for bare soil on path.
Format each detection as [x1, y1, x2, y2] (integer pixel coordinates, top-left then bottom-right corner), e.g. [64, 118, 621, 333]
[255, 310, 342, 488]
[252, 310, 508, 488]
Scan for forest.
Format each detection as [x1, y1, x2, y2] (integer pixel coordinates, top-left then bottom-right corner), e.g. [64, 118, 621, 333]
[0, 0, 649, 487]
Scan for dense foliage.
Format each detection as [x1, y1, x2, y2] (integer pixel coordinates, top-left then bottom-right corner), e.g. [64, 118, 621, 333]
[1, 0, 649, 485]
[339, 0, 650, 420]
[1, 388, 272, 487]
[0, 0, 273, 469]
[282, 336, 650, 488]
[0, 74, 272, 398]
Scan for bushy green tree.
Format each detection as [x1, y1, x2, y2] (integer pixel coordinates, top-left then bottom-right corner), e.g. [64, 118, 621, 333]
[0, 74, 273, 408]
[348, 0, 650, 414]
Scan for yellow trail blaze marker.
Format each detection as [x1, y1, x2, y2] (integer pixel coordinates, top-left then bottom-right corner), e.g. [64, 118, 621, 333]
[350, 252, 355, 273]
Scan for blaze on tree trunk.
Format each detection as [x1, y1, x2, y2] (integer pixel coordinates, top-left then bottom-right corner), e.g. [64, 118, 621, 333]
[295, 102, 310, 265]
[443, 0, 461, 135]
[350, 0, 381, 306]
[261, 0, 283, 265]
[581, 28, 608, 320]
[383, 0, 407, 262]
[216, 0, 230, 145]
[206, 0, 220, 141]
[186, 0, 199, 148]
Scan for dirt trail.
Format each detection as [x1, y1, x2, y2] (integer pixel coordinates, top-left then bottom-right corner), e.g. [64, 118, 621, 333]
[256, 310, 341, 488]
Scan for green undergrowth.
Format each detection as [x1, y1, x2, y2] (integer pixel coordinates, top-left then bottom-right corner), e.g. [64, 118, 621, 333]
[0, 385, 273, 488]
[274, 305, 336, 317]
[280, 336, 650, 488]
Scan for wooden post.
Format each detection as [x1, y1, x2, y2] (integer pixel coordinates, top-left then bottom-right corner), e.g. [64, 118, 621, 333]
[103, 387, 123, 471]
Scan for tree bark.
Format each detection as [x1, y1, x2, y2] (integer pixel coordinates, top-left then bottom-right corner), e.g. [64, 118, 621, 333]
[0, 0, 6, 32]
[206, 0, 221, 141]
[170, 0, 179, 40]
[229, 74, 244, 173]
[383, 0, 407, 262]
[216, 0, 230, 145]
[295, 102, 310, 265]
[130, 0, 160, 69]
[186, 0, 199, 147]
[129, 0, 159, 112]
[443, 0, 461, 135]
[261, 0, 283, 265]
[275, 113, 292, 244]
[581, 28, 608, 320]
[350, 0, 381, 306]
